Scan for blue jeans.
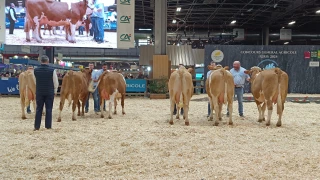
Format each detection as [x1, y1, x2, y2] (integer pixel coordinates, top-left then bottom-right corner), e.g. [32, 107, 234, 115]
[27, 105, 31, 113]
[92, 87, 106, 112]
[227, 87, 244, 116]
[34, 94, 54, 129]
[91, 17, 97, 40]
[95, 17, 104, 42]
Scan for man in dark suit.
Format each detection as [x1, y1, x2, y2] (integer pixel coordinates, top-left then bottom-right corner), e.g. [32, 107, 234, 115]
[8, 3, 17, 34]
[33, 55, 59, 131]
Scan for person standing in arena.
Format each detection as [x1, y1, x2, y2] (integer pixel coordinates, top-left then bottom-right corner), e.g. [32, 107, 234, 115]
[85, 63, 95, 113]
[207, 61, 216, 117]
[8, 3, 17, 35]
[227, 61, 250, 117]
[91, 0, 105, 44]
[91, 63, 107, 114]
[33, 55, 59, 131]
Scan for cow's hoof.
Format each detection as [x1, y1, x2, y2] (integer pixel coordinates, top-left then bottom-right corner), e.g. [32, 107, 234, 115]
[21, 116, 27, 120]
[72, 118, 76, 121]
[108, 116, 112, 119]
[69, 40, 76, 43]
[26, 39, 31, 42]
[258, 119, 263, 123]
[36, 40, 42, 43]
[183, 116, 186, 120]
[276, 122, 282, 127]
[262, 118, 266, 121]
[113, 111, 117, 115]
[169, 121, 173, 125]
[77, 113, 80, 116]
[229, 121, 233, 125]
[266, 123, 270, 126]
[185, 122, 190, 126]
[57, 118, 61, 122]
[122, 112, 126, 115]
[219, 117, 222, 121]
[100, 115, 104, 118]
[214, 122, 219, 126]
[208, 117, 213, 121]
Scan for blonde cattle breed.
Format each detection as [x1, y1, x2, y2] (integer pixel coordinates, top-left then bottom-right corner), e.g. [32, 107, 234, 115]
[207, 67, 234, 126]
[96, 71, 126, 119]
[168, 67, 194, 126]
[245, 67, 289, 127]
[19, 70, 36, 119]
[57, 69, 93, 122]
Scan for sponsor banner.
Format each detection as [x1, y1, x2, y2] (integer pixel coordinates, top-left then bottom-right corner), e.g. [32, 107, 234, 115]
[117, 0, 135, 49]
[125, 79, 146, 92]
[0, 0, 5, 43]
[0, 78, 19, 94]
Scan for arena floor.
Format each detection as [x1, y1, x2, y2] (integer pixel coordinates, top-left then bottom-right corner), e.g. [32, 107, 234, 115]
[5, 29, 117, 48]
[0, 94, 319, 179]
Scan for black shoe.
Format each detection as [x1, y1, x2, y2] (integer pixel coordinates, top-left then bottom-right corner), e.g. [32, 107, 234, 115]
[240, 114, 244, 117]
[27, 111, 31, 114]
[46, 128, 52, 130]
[85, 110, 88, 113]
[33, 128, 39, 131]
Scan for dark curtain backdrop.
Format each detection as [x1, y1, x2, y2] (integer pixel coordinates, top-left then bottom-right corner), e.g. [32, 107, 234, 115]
[204, 45, 320, 94]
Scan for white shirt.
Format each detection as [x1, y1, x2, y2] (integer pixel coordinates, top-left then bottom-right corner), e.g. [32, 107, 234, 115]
[206, 70, 212, 79]
[53, 70, 59, 94]
[9, 8, 16, 21]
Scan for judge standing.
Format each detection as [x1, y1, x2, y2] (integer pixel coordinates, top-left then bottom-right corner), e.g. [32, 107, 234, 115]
[33, 55, 59, 131]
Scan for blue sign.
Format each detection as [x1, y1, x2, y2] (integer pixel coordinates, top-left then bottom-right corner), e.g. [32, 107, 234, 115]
[125, 79, 147, 92]
[0, 78, 20, 94]
[257, 59, 279, 70]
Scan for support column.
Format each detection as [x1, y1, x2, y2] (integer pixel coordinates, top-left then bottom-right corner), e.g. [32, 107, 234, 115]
[45, 47, 54, 63]
[262, 27, 269, 45]
[154, 0, 167, 55]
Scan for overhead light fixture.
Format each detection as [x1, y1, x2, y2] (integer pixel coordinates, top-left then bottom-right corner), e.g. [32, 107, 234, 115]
[172, 19, 177, 23]
[231, 20, 236, 24]
[284, 42, 289, 44]
[282, 27, 285, 29]
[176, 7, 181, 12]
[288, 21, 295, 25]
[247, 8, 253, 12]
[274, 3, 278, 8]
[316, 10, 320, 14]
[138, 28, 152, 31]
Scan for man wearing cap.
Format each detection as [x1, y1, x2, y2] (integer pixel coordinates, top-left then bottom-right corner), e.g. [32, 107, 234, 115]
[33, 55, 59, 131]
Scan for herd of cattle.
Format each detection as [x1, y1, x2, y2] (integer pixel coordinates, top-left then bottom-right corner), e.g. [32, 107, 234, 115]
[18, 65, 289, 127]
[24, 0, 91, 43]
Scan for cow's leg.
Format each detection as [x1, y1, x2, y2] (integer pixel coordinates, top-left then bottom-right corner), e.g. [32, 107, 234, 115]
[276, 94, 283, 127]
[227, 101, 233, 125]
[69, 23, 77, 43]
[77, 100, 81, 116]
[121, 94, 125, 115]
[257, 102, 263, 122]
[183, 96, 190, 126]
[113, 98, 117, 115]
[108, 91, 117, 119]
[213, 97, 220, 126]
[169, 99, 175, 125]
[266, 100, 273, 126]
[175, 104, 180, 119]
[72, 101, 77, 121]
[208, 98, 214, 121]
[261, 102, 266, 121]
[57, 98, 65, 122]
[100, 94, 105, 118]
[33, 16, 42, 43]
[21, 94, 27, 119]
[218, 103, 223, 121]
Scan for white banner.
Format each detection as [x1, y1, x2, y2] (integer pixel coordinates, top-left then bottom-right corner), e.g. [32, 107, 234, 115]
[117, 0, 135, 49]
[0, 0, 6, 43]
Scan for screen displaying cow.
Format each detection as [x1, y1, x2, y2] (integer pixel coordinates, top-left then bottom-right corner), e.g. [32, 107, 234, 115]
[4, 0, 117, 48]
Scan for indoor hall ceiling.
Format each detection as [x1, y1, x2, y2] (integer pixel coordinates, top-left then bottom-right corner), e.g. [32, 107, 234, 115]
[135, 0, 320, 32]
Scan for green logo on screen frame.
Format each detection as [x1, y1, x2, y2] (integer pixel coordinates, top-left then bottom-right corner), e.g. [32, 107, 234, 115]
[120, 16, 131, 23]
[120, 34, 131, 41]
[119, 0, 131, 5]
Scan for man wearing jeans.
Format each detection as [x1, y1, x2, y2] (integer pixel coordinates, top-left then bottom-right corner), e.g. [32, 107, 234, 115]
[92, 63, 107, 114]
[92, 0, 105, 44]
[33, 55, 59, 131]
[227, 61, 250, 117]
[85, 63, 95, 113]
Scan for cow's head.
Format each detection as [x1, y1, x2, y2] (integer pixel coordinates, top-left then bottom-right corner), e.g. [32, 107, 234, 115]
[82, 68, 93, 81]
[244, 66, 262, 83]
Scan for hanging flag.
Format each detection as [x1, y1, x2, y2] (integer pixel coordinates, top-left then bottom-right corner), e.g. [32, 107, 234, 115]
[304, 51, 310, 59]
[117, 0, 135, 49]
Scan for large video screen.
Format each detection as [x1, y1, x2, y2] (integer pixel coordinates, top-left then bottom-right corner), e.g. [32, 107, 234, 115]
[4, 0, 117, 48]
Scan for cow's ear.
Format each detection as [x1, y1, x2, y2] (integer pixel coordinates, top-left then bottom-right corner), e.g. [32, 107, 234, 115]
[224, 66, 229, 70]
[244, 70, 250, 74]
[187, 68, 193, 73]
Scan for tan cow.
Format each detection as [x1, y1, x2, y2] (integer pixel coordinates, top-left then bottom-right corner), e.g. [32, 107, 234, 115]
[95, 71, 126, 119]
[57, 68, 93, 122]
[19, 70, 36, 119]
[244, 67, 289, 127]
[168, 67, 194, 126]
[207, 67, 234, 126]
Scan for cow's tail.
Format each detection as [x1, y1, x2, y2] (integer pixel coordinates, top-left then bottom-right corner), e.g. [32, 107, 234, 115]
[220, 68, 228, 105]
[25, 84, 30, 107]
[276, 82, 282, 115]
[178, 68, 185, 107]
[67, 71, 74, 107]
